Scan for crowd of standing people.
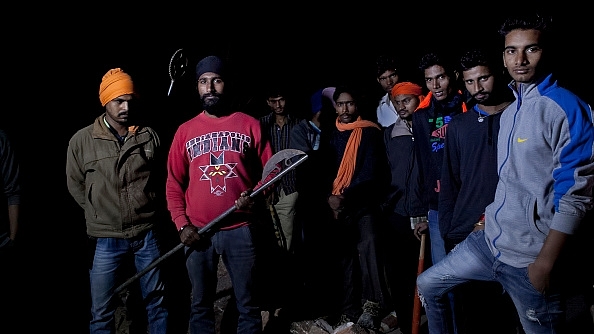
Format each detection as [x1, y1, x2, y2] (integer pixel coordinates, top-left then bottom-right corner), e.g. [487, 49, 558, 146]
[2, 10, 593, 334]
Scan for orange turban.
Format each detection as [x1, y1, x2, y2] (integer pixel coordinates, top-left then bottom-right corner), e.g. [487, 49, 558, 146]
[390, 82, 423, 98]
[99, 68, 135, 107]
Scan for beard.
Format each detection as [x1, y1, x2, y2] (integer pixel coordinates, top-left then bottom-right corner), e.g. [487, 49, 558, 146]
[201, 92, 231, 117]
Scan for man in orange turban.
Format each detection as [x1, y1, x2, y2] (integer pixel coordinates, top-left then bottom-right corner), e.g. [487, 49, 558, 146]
[381, 81, 428, 334]
[99, 68, 135, 107]
[67, 67, 169, 333]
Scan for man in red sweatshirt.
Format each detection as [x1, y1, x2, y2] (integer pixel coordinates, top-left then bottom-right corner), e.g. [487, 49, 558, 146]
[165, 55, 273, 334]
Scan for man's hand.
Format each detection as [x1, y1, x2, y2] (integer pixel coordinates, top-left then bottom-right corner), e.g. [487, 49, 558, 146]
[527, 261, 551, 294]
[179, 224, 200, 246]
[235, 189, 254, 210]
[328, 194, 344, 219]
[414, 222, 428, 241]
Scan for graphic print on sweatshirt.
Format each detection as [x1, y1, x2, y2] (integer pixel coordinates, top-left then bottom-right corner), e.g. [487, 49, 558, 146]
[186, 130, 252, 196]
[429, 114, 453, 152]
[199, 151, 238, 196]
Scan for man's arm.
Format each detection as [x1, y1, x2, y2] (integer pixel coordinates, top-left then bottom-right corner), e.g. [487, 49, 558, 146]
[528, 229, 568, 294]
[1, 130, 21, 241]
[7, 204, 18, 240]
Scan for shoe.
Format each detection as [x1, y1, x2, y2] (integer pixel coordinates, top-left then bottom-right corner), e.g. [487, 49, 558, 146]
[380, 311, 398, 333]
[357, 300, 381, 330]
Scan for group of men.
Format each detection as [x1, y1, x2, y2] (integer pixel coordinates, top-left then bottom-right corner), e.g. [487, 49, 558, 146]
[55, 11, 593, 334]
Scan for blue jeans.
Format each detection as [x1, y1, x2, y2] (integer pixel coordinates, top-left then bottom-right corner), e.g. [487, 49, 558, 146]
[428, 209, 446, 265]
[89, 229, 168, 334]
[417, 230, 563, 334]
[427, 209, 458, 333]
[186, 225, 262, 334]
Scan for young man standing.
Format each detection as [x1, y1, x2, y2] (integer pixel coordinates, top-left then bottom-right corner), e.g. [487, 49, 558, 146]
[416, 13, 594, 334]
[327, 85, 391, 331]
[66, 68, 169, 333]
[375, 54, 401, 127]
[382, 81, 429, 334]
[258, 86, 301, 254]
[166, 55, 273, 334]
[438, 48, 519, 334]
[413, 51, 467, 266]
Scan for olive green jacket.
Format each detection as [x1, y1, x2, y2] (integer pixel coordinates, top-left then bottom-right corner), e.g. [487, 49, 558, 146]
[66, 114, 162, 238]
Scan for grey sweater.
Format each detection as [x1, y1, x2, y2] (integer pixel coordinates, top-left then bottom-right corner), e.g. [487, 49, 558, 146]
[484, 73, 594, 268]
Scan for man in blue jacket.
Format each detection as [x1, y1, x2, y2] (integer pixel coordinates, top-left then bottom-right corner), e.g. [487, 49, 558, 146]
[416, 12, 594, 334]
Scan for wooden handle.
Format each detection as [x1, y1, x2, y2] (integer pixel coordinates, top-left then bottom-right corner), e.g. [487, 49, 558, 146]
[411, 233, 426, 334]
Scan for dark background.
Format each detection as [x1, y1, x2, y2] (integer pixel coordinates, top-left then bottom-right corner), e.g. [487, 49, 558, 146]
[2, 3, 592, 332]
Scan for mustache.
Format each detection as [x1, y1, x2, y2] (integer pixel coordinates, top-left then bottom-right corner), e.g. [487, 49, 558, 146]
[470, 91, 490, 101]
[203, 91, 222, 99]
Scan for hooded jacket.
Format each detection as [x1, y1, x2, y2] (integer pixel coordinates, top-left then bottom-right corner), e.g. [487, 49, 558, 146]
[66, 115, 162, 238]
[383, 118, 427, 218]
[412, 91, 467, 210]
[484, 73, 594, 268]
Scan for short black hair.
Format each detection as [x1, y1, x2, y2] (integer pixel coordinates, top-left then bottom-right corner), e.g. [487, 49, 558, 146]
[375, 54, 399, 78]
[264, 81, 290, 100]
[498, 12, 552, 45]
[418, 52, 457, 78]
[333, 85, 361, 103]
[459, 48, 493, 72]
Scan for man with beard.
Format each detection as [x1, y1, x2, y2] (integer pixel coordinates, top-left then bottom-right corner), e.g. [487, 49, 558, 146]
[437, 48, 520, 334]
[417, 12, 594, 333]
[165, 55, 273, 334]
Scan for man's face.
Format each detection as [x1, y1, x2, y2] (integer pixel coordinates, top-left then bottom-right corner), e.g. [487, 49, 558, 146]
[390, 94, 420, 119]
[503, 28, 543, 83]
[105, 94, 135, 126]
[334, 92, 359, 124]
[266, 96, 286, 115]
[463, 65, 495, 104]
[197, 72, 225, 111]
[424, 65, 454, 101]
[377, 69, 399, 93]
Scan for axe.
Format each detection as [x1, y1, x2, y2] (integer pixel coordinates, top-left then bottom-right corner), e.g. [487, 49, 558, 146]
[412, 233, 426, 334]
[114, 149, 308, 294]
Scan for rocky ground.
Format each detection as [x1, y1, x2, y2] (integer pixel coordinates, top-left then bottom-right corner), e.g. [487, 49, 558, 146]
[114, 258, 428, 334]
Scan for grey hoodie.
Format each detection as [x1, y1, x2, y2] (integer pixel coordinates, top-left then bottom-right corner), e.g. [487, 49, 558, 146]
[484, 73, 594, 268]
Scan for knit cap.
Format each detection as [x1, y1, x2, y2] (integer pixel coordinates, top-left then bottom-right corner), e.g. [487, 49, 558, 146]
[196, 55, 225, 80]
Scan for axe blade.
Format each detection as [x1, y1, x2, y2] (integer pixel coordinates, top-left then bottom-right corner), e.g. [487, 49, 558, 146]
[262, 149, 307, 180]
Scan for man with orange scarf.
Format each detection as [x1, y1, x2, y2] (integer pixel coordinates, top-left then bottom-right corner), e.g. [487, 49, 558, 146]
[326, 85, 391, 331]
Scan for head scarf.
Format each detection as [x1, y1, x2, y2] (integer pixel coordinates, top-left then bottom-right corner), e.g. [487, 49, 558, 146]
[99, 68, 134, 107]
[390, 82, 423, 98]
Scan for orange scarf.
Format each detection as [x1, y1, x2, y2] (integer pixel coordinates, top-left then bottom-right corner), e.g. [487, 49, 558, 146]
[332, 116, 381, 195]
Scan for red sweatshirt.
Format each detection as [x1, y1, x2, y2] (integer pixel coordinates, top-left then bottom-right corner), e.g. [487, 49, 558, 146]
[166, 111, 273, 231]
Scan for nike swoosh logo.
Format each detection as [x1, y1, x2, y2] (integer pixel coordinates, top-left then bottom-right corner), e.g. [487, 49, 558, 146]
[517, 138, 527, 143]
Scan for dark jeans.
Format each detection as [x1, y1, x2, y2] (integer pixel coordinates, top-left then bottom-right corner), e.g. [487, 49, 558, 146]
[382, 212, 422, 334]
[336, 212, 389, 320]
[185, 225, 262, 334]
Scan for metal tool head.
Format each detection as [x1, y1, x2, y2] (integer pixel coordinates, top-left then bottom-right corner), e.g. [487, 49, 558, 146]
[262, 149, 307, 180]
